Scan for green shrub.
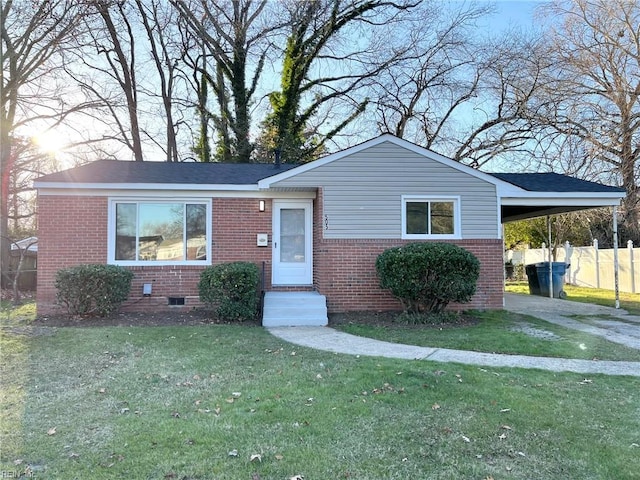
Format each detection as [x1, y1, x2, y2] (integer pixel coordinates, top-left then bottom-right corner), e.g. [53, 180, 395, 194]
[55, 264, 134, 316]
[198, 262, 260, 321]
[376, 242, 480, 314]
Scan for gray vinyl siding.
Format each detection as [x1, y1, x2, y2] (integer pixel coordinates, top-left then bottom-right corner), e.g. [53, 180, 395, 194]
[272, 142, 499, 239]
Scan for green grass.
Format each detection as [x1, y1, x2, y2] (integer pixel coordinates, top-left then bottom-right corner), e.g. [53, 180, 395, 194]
[1, 314, 640, 479]
[0, 299, 36, 325]
[335, 310, 640, 362]
[506, 282, 640, 315]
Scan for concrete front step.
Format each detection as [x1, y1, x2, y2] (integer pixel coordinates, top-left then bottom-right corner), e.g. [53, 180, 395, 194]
[262, 291, 328, 327]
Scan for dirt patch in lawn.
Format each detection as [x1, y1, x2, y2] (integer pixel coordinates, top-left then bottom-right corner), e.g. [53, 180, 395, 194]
[329, 311, 480, 328]
[31, 309, 261, 328]
[28, 309, 479, 329]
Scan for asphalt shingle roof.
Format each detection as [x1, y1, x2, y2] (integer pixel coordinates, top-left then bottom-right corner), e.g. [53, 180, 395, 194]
[489, 172, 624, 193]
[36, 160, 298, 185]
[36, 159, 624, 195]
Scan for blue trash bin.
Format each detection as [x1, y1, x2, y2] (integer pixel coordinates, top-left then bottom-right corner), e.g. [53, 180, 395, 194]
[525, 264, 540, 295]
[535, 262, 569, 298]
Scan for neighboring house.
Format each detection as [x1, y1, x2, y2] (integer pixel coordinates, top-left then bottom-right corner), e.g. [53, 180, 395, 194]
[7, 236, 38, 291]
[34, 135, 625, 324]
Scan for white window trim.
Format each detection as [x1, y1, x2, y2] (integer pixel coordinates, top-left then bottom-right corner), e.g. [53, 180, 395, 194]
[108, 197, 212, 266]
[401, 195, 461, 240]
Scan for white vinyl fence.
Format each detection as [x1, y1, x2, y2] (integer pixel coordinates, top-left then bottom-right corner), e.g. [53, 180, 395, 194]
[506, 240, 640, 293]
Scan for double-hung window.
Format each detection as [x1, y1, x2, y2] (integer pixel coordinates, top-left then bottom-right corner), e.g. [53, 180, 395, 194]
[109, 200, 211, 265]
[402, 196, 460, 239]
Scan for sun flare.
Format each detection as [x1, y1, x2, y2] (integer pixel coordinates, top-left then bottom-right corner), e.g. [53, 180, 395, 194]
[32, 130, 65, 156]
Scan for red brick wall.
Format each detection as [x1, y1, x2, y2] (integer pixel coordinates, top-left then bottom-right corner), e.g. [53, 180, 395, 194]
[37, 195, 108, 315]
[213, 198, 273, 290]
[37, 192, 503, 316]
[313, 238, 503, 312]
[312, 188, 504, 312]
[36, 195, 274, 315]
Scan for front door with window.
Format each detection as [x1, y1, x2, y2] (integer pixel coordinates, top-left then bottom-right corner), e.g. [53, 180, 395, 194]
[272, 200, 313, 285]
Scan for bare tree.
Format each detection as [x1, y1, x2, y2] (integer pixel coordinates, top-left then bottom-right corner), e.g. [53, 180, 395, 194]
[530, 0, 640, 237]
[7, 139, 48, 235]
[1, 0, 89, 286]
[365, 3, 548, 168]
[255, 0, 418, 164]
[172, 0, 282, 162]
[451, 34, 549, 167]
[8, 236, 37, 305]
[134, 0, 188, 162]
[369, 3, 488, 144]
[177, 22, 213, 162]
[65, 1, 146, 162]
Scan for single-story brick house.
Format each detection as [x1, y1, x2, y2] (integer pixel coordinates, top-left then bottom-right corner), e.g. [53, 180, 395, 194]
[34, 134, 625, 325]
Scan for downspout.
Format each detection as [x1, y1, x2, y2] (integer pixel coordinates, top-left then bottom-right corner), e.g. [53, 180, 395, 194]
[613, 206, 620, 309]
[497, 191, 505, 307]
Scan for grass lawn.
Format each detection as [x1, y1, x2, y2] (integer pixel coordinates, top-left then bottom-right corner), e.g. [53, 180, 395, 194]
[335, 309, 640, 362]
[2, 305, 640, 479]
[505, 282, 640, 315]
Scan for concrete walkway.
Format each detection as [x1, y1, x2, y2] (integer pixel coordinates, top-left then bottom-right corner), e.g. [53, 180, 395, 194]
[267, 294, 640, 377]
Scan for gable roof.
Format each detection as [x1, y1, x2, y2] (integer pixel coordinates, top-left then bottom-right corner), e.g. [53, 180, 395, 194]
[35, 160, 297, 187]
[35, 136, 624, 196]
[490, 172, 624, 194]
[259, 134, 511, 190]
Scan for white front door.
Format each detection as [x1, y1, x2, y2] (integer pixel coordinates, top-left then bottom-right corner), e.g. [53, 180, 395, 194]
[272, 200, 313, 285]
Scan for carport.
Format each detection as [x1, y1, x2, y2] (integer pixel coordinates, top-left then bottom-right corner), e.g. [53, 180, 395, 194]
[489, 172, 626, 305]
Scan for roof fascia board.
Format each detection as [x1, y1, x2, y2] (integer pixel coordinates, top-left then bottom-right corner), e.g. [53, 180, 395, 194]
[34, 181, 260, 191]
[258, 134, 525, 191]
[497, 187, 626, 198]
[37, 188, 316, 199]
[502, 196, 623, 207]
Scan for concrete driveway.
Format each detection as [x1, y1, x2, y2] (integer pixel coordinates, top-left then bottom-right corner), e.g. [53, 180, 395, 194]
[504, 293, 640, 350]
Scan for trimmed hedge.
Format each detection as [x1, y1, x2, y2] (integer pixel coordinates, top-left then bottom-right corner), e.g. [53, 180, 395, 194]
[376, 242, 480, 314]
[198, 262, 260, 321]
[55, 264, 134, 316]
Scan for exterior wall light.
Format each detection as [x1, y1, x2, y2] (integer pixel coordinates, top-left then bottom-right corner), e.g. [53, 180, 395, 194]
[259, 200, 265, 212]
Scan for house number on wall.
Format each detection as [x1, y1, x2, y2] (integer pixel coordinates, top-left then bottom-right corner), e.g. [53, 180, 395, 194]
[324, 214, 329, 230]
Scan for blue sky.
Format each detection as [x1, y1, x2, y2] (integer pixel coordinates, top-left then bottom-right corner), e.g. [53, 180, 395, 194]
[483, 0, 549, 32]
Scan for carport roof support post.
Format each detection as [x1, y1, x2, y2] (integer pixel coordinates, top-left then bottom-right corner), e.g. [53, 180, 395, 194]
[613, 206, 620, 309]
